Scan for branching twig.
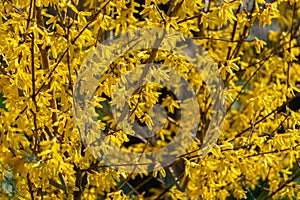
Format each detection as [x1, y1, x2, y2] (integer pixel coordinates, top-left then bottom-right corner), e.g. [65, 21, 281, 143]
[265, 170, 300, 200]
[229, 92, 300, 142]
[36, 6, 58, 138]
[27, 173, 35, 200]
[35, 0, 111, 97]
[73, 166, 88, 200]
[247, 144, 300, 158]
[154, 172, 185, 200]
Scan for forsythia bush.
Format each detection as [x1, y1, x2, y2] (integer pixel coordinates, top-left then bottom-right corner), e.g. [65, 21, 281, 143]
[0, 0, 299, 199]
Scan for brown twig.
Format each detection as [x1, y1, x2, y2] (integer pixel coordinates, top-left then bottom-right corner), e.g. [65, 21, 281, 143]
[226, 37, 299, 113]
[30, 8, 39, 152]
[286, 2, 297, 101]
[265, 170, 300, 200]
[73, 166, 88, 200]
[35, 0, 111, 97]
[27, 173, 35, 200]
[36, 6, 57, 138]
[247, 144, 300, 158]
[26, 0, 34, 30]
[228, 99, 293, 142]
[154, 171, 185, 200]
[231, 0, 256, 59]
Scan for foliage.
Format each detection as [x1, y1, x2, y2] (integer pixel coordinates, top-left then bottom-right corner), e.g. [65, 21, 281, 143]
[0, 0, 299, 199]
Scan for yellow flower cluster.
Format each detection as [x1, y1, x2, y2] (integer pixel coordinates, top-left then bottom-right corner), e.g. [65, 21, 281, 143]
[0, 0, 299, 199]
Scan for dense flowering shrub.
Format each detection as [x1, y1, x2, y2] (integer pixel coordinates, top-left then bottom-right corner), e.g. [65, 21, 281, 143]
[0, 0, 299, 199]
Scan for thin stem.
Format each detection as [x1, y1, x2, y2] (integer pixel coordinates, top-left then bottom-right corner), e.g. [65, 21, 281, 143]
[265, 170, 300, 200]
[27, 173, 35, 200]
